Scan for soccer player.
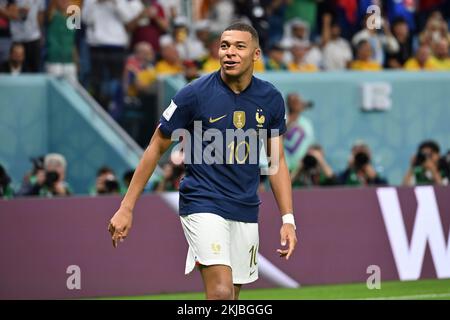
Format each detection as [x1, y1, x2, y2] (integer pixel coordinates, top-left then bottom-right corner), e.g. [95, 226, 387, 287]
[108, 23, 297, 300]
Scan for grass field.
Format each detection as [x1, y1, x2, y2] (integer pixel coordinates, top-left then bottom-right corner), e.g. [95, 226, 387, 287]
[104, 278, 450, 300]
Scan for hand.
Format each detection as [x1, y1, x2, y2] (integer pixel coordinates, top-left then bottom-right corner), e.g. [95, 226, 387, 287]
[277, 224, 297, 260]
[323, 13, 332, 26]
[108, 207, 133, 248]
[363, 163, 377, 179]
[54, 181, 68, 195]
[308, 149, 324, 164]
[423, 159, 437, 172]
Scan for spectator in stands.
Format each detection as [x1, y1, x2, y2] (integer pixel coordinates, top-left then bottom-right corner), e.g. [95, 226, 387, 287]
[93, 166, 120, 195]
[291, 144, 337, 188]
[419, 14, 450, 48]
[0, 42, 28, 74]
[403, 140, 447, 186]
[201, 34, 220, 73]
[200, 0, 234, 35]
[130, 0, 169, 53]
[9, 0, 45, 72]
[183, 59, 200, 83]
[0, 163, 14, 199]
[265, 43, 287, 70]
[287, 40, 318, 72]
[45, 0, 77, 82]
[433, 38, 450, 70]
[171, 16, 194, 60]
[189, 19, 211, 60]
[155, 37, 183, 75]
[320, 13, 353, 71]
[404, 44, 439, 70]
[82, 0, 144, 113]
[338, 142, 387, 186]
[281, 18, 310, 45]
[265, 0, 289, 48]
[285, 0, 317, 35]
[352, 15, 399, 67]
[124, 41, 156, 98]
[349, 39, 382, 71]
[0, 0, 16, 63]
[386, 17, 413, 69]
[284, 92, 315, 173]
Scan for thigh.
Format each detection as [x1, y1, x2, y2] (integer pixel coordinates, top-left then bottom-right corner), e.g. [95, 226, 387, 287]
[180, 213, 232, 267]
[229, 221, 259, 284]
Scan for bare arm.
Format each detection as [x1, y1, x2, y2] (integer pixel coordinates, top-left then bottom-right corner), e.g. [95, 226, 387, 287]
[267, 135, 297, 260]
[108, 128, 172, 247]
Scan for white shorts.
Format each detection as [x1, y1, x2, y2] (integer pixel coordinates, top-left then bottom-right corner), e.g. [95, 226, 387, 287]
[180, 212, 259, 284]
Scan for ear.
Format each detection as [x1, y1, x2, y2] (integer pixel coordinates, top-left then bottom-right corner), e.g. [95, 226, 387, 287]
[253, 47, 261, 62]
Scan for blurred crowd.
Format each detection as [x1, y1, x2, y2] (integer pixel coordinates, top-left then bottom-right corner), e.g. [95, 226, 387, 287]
[1, 90, 449, 199]
[1, 0, 450, 198]
[1, 0, 450, 144]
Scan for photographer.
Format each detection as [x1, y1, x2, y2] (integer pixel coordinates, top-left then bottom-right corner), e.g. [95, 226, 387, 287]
[291, 144, 337, 188]
[0, 164, 14, 199]
[338, 142, 387, 186]
[20, 153, 71, 197]
[93, 166, 121, 195]
[403, 140, 447, 186]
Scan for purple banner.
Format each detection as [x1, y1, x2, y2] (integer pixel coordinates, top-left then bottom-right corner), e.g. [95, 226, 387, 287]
[0, 186, 449, 299]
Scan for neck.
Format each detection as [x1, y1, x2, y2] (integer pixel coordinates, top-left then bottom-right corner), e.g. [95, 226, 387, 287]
[220, 68, 253, 94]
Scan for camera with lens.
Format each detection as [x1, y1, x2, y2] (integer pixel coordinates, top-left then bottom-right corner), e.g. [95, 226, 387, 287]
[414, 150, 431, 166]
[354, 151, 370, 170]
[302, 154, 319, 174]
[103, 176, 120, 194]
[44, 171, 60, 188]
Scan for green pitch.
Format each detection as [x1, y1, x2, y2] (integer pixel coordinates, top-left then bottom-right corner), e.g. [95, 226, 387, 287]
[102, 278, 450, 300]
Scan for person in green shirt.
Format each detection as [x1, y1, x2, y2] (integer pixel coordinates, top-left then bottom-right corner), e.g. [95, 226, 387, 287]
[403, 140, 447, 186]
[291, 144, 337, 188]
[45, 0, 77, 82]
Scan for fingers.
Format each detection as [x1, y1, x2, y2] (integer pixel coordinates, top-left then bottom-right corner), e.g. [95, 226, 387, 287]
[286, 236, 295, 260]
[277, 249, 288, 257]
[278, 228, 298, 260]
[280, 233, 287, 247]
[108, 222, 127, 248]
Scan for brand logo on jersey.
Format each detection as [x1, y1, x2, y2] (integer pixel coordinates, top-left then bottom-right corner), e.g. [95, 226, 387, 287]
[233, 111, 245, 129]
[209, 114, 227, 123]
[249, 270, 257, 277]
[211, 243, 221, 254]
[255, 108, 265, 128]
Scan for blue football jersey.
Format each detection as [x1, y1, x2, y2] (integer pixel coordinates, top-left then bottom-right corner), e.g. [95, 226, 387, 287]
[159, 71, 286, 222]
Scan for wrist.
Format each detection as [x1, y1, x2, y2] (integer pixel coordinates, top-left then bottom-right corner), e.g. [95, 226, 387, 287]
[282, 213, 296, 230]
[120, 202, 134, 214]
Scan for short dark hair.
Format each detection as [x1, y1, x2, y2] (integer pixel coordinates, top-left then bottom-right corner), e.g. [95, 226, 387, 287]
[419, 140, 440, 154]
[223, 22, 260, 47]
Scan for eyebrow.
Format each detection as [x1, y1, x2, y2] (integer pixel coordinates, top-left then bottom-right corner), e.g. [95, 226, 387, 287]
[221, 40, 248, 45]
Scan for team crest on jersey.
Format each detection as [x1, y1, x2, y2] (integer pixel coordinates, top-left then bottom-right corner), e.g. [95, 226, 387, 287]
[233, 111, 245, 129]
[255, 108, 265, 128]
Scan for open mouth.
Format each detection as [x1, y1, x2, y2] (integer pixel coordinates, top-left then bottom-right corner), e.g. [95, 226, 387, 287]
[224, 61, 239, 68]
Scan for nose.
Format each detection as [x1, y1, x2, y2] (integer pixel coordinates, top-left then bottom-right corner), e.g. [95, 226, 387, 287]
[226, 45, 236, 56]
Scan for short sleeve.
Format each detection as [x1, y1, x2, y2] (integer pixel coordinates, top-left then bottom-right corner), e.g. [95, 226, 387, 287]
[268, 91, 287, 137]
[158, 84, 197, 137]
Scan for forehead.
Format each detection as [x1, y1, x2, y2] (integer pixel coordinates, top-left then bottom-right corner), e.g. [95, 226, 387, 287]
[220, 30, 253, 43]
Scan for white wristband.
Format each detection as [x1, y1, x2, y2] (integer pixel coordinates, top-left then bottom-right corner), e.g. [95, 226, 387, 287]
[282, 213, 296, 230]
